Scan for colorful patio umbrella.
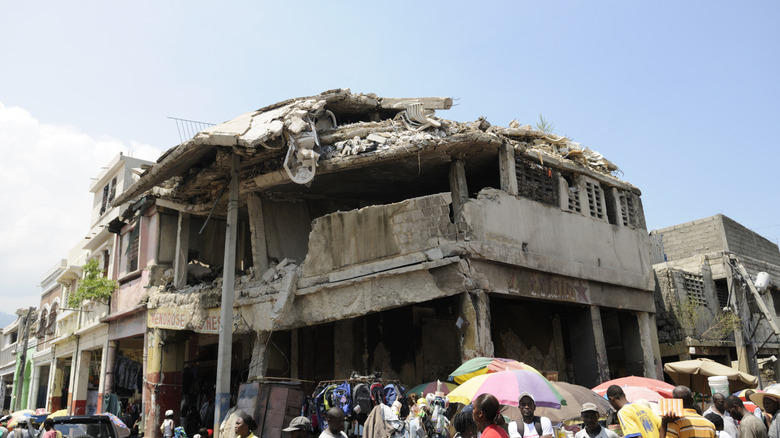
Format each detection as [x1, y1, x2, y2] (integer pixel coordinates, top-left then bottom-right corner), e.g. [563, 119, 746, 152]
[408, 381, 459, 397]
[7, 410, 34, 429]
[47, 409, 68, 419]
[592, 376, 675, 398]
[448, 369, 566, 408]
[449, 357, 537, 384]
[100, 413, 130, 438]
[502, 381, 611, 423]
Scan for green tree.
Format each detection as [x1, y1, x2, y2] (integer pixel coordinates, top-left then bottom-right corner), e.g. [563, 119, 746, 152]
[68, 258, 117, 308]
[535, 113, 556, 135]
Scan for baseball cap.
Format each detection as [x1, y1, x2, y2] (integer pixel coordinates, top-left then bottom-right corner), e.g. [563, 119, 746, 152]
[165, 410, 174, 416]
[581, 402, 599, 413]
[282, 416, 312, 433]
[518, 392, 535, 403]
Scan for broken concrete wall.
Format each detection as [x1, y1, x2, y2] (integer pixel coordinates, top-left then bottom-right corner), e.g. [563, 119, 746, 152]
[112, 270, 151, 314]
[651, 216, 728, 263]
[262, 199, 312, 266]
[157, 212, 178, 265]
[462, 188, 654, 291]
[301, 193, 454, 278]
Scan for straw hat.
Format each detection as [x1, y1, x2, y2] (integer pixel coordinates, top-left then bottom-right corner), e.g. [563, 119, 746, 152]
[749, 387, 780, 409]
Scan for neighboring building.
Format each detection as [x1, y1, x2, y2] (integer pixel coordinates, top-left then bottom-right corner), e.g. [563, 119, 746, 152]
[0, 316, 22, 413]
[38, 153, 153, 415]
[113, 89, 660, 438]
[651, 215, 780, 385]
[6, 308, 37, 411]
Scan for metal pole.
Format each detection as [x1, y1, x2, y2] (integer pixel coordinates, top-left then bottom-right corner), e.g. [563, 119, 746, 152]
[15, 307, 34, 411]
[214, 155, 239, 438]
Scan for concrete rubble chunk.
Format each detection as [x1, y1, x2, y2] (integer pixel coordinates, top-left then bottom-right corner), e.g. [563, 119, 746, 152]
[367, 133, 387, 144]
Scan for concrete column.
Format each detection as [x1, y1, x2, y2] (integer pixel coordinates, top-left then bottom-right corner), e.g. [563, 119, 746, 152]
[498, 144, 518, 196]
[67, 349, 78, 414]
[449, 159, 469, 216]
[247, 331, 271, 382]
[174, 212, 190, 289]
[247, 194, 269, 275]
[27, 364, 40, 409]
[290, 329, 299, 379]
[214, 154, 239, 438]
[96, 341, 110, 412]
[637, 312, 661, 379]
[459, 291, 494, 361]
[48, 359, 64, 411]
[727, 271, 750, 373]
[144, 328, 184, 438]
[589, 306, 610, 383]
[72, 350, 91, 414]
[568, 306, 608, 387]
[103, 341, 117, 400]
[551, 315, 568, 382]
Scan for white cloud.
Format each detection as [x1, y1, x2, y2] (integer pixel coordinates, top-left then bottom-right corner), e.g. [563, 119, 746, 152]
[0, 102, 163, 311]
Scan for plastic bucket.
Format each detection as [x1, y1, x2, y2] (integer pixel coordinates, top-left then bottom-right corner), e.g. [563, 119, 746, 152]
[709, 376, 729, 396]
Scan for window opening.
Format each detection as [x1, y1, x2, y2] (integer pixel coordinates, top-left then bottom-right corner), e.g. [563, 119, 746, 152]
[683, 273, 707, 306]
[585, 180, 604, 219]
[515, 157, 559, 207]
[714, 279, 729, 309]
[562, 174, 581, 213]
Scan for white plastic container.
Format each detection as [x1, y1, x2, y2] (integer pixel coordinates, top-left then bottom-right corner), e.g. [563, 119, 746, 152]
[709, 375, 729, 396]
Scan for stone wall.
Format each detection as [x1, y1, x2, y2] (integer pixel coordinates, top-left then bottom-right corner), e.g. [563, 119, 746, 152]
[651, 216, 727, 262]
[721, 215, 780, 266]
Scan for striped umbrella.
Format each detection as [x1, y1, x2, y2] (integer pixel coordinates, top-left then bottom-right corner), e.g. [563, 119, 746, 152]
[408, 381, 459, 397]
[449, 357, 537, 385]
[448, 369, 566, 408]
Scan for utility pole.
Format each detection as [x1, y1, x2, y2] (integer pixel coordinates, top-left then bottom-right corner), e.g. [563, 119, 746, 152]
[15, 307, 35, 411]
[214, 155, 239, 438]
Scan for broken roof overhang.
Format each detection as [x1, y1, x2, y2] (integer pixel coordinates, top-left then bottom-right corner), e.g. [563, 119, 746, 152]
[113, 89, 637, 208]
[113, 89, 453, 206]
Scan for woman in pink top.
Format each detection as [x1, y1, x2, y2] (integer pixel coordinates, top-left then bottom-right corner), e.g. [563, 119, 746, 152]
[473, 394, 510, 438]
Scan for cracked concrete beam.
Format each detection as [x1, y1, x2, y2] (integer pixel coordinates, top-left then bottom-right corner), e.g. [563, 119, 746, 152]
[380, 97, 453, 110]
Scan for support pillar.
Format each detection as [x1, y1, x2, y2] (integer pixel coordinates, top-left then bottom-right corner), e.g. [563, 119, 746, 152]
[72, 350, 91, 415]
[247, 331, 271, 382]
[498, 144, 518, 196]
[727, 269, 750, 373]
[247, 194, 269, 275]
[174, 212, 190, 289]
[96, 340, 111, 413]
[103, 341, 117, 403]
[27, 364, 40, 410]
[638, 312, 661, 379]
[144, 328, 184, 438]
[449, 159, 469, 216]
[48, 359, 64, 412]
[590, 306, 610, 383]
[459, 291, 494, 361]
[214, 154, 239, 438]
[551, 315, 568, 382]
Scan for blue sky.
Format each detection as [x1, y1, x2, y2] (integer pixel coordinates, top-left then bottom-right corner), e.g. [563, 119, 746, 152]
[1, 1, 778, 309]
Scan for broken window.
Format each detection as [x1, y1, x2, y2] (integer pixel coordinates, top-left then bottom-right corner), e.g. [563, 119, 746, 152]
[683, 273, 707, 306]
[119, 226, 140, 277]
[102, 249, 110, 278]
[99, 178, 117, 216]
[619, 191, 637, 227]
[100, 184, 109, 216]
[771, 288, 780, 316]
[584, 180, 604, 220]
[108, 177, 117, 203]
[714, 279, 729, 309]
[515, 157, 559, 207]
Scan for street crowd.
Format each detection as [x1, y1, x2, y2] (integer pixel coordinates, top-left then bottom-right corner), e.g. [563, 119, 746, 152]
[229, 384, 780, 438]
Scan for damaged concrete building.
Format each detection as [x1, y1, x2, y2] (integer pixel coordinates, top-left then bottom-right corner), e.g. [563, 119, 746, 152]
[651, 215, 780, 384]
[111, 89, 660, 437]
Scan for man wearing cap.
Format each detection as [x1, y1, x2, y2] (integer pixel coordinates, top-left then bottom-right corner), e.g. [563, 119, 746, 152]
[283, 416, 312, 438]
[606, 385, 661, 438]
[508, 392, 553, 438]
[750, 388, 780, 438]
[659, 385, 715, 438]
[575, 403, 618, 438]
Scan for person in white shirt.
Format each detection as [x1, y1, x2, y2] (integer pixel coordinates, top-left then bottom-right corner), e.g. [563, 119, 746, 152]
[703, 393, 739, 438]
[508, 392, 553, 438]
[574, 403, 618, 438]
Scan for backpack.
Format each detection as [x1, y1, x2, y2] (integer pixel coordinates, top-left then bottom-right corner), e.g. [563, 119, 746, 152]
[510, 417, 543, 437]
[332, 381, 353, 416]
[370, 382, 385, 406]
[315, 384, 338, 431]
[384, 384, 399, 406]
[353, 383, 372, 420]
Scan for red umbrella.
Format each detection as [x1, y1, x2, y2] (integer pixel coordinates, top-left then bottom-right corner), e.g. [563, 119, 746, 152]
[592, 376, 675, 398]
[619, 386, 665, 403]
